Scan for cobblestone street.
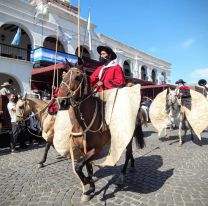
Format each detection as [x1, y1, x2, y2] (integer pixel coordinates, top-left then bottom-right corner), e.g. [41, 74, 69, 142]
[0, 124, 208, 206]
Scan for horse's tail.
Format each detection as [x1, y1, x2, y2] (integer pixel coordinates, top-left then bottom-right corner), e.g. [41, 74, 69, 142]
[140, 107, 148, 127]
[134, 116, 145, 149]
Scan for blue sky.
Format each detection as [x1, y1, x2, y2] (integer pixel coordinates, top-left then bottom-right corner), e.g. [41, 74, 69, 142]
[71, 0, 208, 84]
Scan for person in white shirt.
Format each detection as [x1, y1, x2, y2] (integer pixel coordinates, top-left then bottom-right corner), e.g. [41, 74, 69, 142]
[0, 82, 12, 96]
[7, 93, 27, 153]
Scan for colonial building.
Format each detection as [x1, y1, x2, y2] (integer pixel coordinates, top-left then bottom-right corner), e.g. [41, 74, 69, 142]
[0, 0, 171, 95]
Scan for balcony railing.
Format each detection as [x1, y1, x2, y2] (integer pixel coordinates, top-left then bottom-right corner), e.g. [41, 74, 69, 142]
[47, 0, 78, 13]
[0, 43, 30, 61]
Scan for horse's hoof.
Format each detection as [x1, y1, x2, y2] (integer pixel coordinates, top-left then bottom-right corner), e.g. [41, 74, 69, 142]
[81, 194, 93, 202]
[38, 163, 44, 168]
[91, 176, 98, 182]
[129, 167, 136, 173]
[178, 142, 183, 147]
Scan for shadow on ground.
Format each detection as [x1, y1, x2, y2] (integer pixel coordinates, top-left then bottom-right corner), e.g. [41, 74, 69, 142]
[93, 154, 173, 201]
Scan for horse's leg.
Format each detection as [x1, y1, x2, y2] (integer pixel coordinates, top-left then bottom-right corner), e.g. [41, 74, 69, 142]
[178, 113, 183, 146]
[38, 142, 51, 168]
[85, 162, 95, 195]
[75, 148, 96, 201]
[115, 139, 133, 185]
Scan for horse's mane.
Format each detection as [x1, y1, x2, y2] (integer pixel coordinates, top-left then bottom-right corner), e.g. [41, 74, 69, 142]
[27, 97, 48, 107]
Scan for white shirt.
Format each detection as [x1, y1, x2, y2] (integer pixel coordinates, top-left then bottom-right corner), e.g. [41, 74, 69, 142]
[7, 102, 16, 123]
[0, 87, 11, 95]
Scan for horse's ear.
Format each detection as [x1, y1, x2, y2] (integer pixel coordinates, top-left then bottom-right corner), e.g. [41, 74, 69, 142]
[65, 58, 74, 69]
[22, 93, 27, 100]
[167, 88, 170, 95]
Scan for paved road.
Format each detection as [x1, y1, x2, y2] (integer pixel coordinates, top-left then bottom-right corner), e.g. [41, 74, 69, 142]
[0, 124, 208, 206]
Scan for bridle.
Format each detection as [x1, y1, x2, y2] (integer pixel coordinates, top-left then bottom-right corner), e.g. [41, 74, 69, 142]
[16, 99, 29, 121]
[16, 98, 49, 122]
[167, 91, 181, 116]
[59, 68, 103, 134]
[59, 69, 85, 107]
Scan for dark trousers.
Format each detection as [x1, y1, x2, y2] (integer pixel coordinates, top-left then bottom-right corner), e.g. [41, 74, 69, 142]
[181, 97, 192, 110]
[10, 122, 27, 150]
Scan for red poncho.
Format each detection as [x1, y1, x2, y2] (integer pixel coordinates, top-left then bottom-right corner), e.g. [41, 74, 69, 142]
[90, 60, 126, 92]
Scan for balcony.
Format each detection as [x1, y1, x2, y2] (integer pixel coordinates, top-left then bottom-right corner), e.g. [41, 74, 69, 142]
[31, 47, 101, 69]
[0, 43, 30, 61]
[31, 47, 78, 68]
[47, 0, 78, 14]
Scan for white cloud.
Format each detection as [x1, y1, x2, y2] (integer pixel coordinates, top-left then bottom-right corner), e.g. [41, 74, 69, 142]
[181, 38, 194, 48]
[191, 68, 208, 80]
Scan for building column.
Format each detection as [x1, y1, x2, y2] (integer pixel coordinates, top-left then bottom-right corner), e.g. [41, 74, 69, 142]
[133, 60, 139, 78]
[146, 67, 152, 81]
[138, 65, 141, 79]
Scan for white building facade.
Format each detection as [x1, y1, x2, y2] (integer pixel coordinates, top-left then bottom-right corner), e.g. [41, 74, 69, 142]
[0, 0, 171, 94]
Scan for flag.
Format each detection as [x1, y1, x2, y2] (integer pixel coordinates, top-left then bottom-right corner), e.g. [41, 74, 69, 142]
[87, 10, 92, 51]
[58, 26, 72, 44]
[11, 27, 21, 46]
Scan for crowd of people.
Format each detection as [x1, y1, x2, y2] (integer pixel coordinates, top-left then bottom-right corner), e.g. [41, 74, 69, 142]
[0, 82, 42, 153]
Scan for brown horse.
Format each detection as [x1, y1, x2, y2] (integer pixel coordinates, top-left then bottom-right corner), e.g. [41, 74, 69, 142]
[58, 61, 145, 201]
[15, 96, 57, 167]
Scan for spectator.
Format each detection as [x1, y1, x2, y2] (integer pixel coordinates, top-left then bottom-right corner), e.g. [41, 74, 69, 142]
[7, 93, 28, 153]
[0, 82, 12, 96]
[28, 112, 42, 144]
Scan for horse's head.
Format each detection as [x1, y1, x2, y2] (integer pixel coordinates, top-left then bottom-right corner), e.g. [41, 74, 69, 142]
[16, 94, 32, 121]
[166, 89, 181, 115]
[58, 58, 89, 106]
[167, 89, 178, 105]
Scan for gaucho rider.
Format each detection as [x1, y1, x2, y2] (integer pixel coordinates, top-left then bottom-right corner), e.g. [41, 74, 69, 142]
[175, 79, 191, 110]
[90, 46, 126, 91]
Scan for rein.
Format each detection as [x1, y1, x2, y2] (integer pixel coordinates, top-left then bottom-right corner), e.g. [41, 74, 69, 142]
[60, 70, 84, 102]
[17, 101, 50, 123]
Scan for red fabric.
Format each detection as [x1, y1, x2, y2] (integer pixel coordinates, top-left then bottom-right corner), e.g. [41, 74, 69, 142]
[54, 88, 60, 97]
[49, 87, 60, 114]
[179, 86, 190, 90]
[90, 64, 126, 91]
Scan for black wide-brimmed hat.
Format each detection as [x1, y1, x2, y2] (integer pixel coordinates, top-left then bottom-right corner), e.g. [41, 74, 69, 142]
[97, 46, 117, 60]
[198, 79, 207, 86]
[175, 79, 186, 84]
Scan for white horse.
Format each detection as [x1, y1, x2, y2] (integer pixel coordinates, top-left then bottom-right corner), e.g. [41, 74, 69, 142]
[166, 89, 194, 146]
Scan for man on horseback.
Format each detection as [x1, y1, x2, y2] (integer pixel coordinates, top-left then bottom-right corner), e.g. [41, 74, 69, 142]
[90, 46, 126, 91]
[175, 79, 191, 110]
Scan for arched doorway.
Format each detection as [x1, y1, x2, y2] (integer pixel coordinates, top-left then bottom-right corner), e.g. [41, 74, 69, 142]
[0, 73, 21, 94]
[123, 60, 131, 76]
[151, 69, 156, 83]
[43, 37, 65, 53]
[161, 72, 166, 83]
[141, 65, 147, 80]
[0, 23, 32, 61]
[75, 46, 90, 59]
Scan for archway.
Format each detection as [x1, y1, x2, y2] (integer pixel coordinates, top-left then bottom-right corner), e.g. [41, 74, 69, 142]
[0, 23, 32, 61]
[43, 37, 65, 53]
[141, 65, 147, 80]
[123, 60, 131, 76]
[151, 69, 156, 83]
[0, 73, 21, 94]
[161, 72, 166, 83]
[75, 46, 90, 59]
